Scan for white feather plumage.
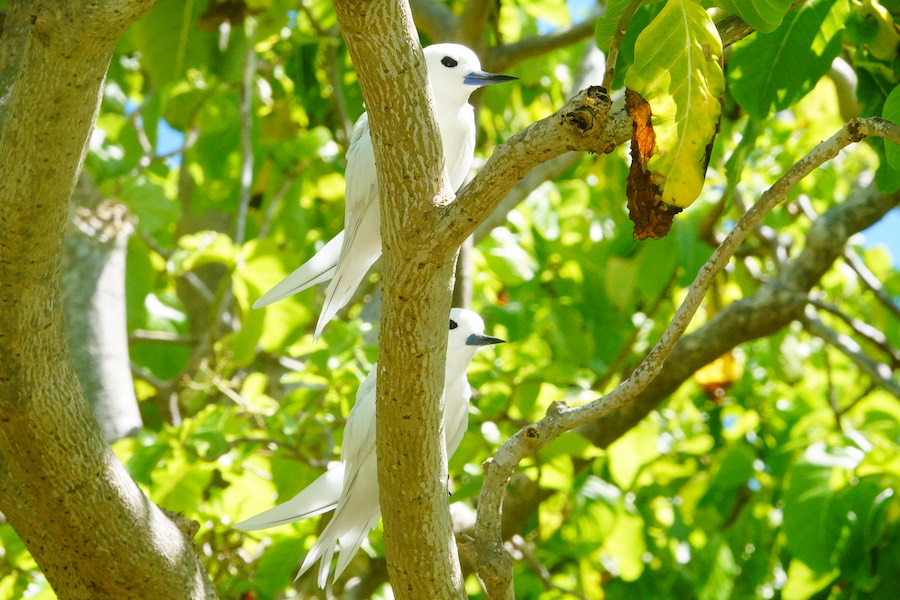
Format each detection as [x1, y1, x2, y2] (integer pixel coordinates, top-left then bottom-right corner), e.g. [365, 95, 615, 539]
[252, 44, 515, 337]
[234, 308, 504, 587]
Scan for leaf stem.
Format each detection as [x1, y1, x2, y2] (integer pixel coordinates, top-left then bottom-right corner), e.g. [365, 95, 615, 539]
[601, 0, 643, 91]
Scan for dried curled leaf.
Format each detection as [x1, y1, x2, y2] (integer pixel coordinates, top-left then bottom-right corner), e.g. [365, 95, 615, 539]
[625, 89, 682, 240]
[624, 0, 725, 211]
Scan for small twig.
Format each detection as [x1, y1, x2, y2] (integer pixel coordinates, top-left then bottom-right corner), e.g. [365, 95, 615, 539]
[198, 436, 310, 463]
[510, 535, 589, 600]
[235, 20, 257, 247]
[837, 382, 877, 417]
[127, 107, 155, 168]
[808, 296, 900, 368]
[800, 193, 900, 323]
[154, 127, 200, 161]
[140, 230, 172, 258]
[325, 41, 354, 144]
[801, 307, 900, 398]
[409, 0, 459, 41]
[257, 176, 296, 240]
[843, 248, 900, 322]
[821, 343, 843, 432]
[212, 376, 250, 408]
[716, 0, 808, 49]
[601, 0, 643, 91]
[297, 1, 328, 36]
[129, 330, 199, 344]
[490, 17, 601, 71]
[130, 361, 170, 390]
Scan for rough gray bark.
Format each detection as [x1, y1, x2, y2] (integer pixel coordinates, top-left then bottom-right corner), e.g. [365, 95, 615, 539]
[63, 174, 143, 442]
[331, 0, 465, 598]
[0, 1, 217, 598]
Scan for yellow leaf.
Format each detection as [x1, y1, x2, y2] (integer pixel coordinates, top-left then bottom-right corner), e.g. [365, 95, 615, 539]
[624, 0, 725, 208]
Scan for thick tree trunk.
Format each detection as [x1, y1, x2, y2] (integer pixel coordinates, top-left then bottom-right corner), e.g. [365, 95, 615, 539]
[63, 174, 143, 442]
[332, 0, 465, 598]
[0, 1, 217, 598]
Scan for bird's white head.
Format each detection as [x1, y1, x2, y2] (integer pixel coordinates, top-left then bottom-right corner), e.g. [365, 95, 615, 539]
[423, 44, 517, 108]
[446, 308, 505, 373]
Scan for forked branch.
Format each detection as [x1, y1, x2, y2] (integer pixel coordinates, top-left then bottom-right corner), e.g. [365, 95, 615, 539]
[473, 117, 900, 599]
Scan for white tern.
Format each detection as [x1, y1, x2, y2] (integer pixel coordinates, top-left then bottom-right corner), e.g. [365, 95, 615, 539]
[234, 308, 505, 586]
[252, 44, 516, 337]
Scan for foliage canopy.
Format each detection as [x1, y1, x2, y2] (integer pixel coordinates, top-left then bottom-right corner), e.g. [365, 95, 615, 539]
[1, 0, 899, 599]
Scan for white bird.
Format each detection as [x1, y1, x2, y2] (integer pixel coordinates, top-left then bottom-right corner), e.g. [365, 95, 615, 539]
[234, 308, 505, 587]
[253, 44, 516, 337]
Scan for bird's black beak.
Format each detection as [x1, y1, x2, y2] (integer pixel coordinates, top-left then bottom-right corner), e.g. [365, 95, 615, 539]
[463, 71, 518, 87]
[466, 333, 506, 346]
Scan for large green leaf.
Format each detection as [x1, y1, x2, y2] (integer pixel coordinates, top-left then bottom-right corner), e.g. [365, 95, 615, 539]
[624, 0, 725, 208]
[595, 0, 635, 51]
[729, 0, 850, 119]
[883, 84, 900, 170]
[782, 461, 839, 572]
[718, 0, 794, 33]
[122, 0, 218, 87]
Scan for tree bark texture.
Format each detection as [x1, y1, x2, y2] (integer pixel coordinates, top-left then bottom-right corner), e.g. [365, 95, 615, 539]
[0, 2, 216, 598]
[331, 0, 465, 598]
[63, 174, 143, 442]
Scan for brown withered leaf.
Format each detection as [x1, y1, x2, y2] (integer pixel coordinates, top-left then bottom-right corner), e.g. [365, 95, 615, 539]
[624, 88, 682, 240]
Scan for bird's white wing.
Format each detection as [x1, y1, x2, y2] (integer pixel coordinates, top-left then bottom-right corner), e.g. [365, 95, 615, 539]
[314, 114, 383, 337]
[296, 369, 381, 585]
[232, 465, 344, 530]
[252, 112, 375, 313]
[443, 104, 477, 192]
[252, 233, 342, 309]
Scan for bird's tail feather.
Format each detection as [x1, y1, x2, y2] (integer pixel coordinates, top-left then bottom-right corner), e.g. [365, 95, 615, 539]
[333, 514, 381, 582]
[233, 466, 344, 531]
[252, 232, 344, 309]
[314, 251, 379, 339]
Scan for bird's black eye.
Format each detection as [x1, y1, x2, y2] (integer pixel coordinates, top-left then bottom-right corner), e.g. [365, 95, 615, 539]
[449, 319, 458, 330]
[441, 56, 458, 68]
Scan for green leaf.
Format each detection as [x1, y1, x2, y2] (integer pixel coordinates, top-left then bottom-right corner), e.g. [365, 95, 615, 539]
[117, 175, 179, 240]
[729, 0, 850, 119]
[252, 536, 309, 596]
[718, 0, 794, 33]
[122, 0, 217, 88]
[595, 0, 634, 51]
[604, 255, 637, 311]
[624, 0, 725, 208]
[883, 84, 900, 170]
[170, 231, 238, 274]
[846, 0, 900, 60]
[782, 461, 841, 572]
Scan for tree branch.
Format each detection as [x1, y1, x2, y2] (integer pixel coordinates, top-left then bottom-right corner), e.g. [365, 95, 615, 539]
[472, 118, 900, 599]
[601, 0, 642, 90]
[490, 18, 600, 71]
[807, 296, 900, 368]
[801, 308, 900, 397]
[0, 0, 217, 597]
[439, 87, 621, 256]
[843, 247, 900, 322]
[409, 0, 459, 42]
[331, 0, 464, 597]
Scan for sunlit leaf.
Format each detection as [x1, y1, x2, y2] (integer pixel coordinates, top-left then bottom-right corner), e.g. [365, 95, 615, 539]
[729, 0, 850, 119]
[624, 0, 725, 209]
[717, 0, 794, 33]
[883, 84, 900, 170]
